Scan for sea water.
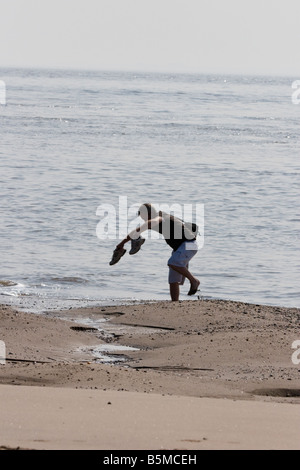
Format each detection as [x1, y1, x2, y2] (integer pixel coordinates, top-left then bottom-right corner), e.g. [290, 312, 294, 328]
[0, 68, 299, 312]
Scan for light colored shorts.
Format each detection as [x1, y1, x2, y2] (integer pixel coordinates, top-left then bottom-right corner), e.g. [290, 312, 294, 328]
[168, 240, 198, 285]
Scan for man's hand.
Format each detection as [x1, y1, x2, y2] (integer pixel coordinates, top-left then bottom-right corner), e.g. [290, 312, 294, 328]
[115, 217, 160, 251]
[116, 241, 125, 251]
[116, 235, 131, 250]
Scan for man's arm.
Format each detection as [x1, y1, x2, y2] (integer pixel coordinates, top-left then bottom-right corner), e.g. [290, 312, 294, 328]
[116, 216, 161, 250]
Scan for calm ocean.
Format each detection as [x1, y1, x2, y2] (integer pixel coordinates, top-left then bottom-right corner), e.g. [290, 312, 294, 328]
[0, 68, 299, 312]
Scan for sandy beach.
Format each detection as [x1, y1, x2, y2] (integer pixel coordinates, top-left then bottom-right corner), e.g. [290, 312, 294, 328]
[0, 299, 299, 450]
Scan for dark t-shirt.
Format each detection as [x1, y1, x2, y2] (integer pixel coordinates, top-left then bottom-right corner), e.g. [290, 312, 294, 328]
[151, 212, 197, 251]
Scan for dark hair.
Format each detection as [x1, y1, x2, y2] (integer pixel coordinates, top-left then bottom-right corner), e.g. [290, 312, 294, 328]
[138, 203, 157, 220]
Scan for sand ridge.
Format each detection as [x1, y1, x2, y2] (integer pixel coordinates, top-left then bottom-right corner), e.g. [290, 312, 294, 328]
[0, 299, 299, 449]
[1, 299, 299, 401]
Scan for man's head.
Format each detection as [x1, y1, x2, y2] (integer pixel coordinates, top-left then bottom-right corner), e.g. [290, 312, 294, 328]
[138, 203, 158, 221]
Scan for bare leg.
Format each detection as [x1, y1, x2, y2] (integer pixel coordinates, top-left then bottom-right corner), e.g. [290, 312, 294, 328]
[168, 264, 200, 295]
[169, 282, 180, 301]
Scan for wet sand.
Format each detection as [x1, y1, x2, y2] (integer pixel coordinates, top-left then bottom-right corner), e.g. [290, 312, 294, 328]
[0, 299, 299, 449]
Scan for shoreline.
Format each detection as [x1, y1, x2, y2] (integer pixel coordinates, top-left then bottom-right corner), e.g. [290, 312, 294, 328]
[2, 289, 300, 316]
[1, 299, 299, 449]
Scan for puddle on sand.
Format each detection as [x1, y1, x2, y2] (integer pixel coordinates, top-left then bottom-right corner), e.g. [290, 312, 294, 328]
[61, 316, 107, 328]
[79, 344, 139, 364]
[51, 311, 165, 364]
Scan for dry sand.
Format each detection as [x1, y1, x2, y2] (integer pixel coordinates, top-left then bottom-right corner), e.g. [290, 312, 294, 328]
[0, 299, 299, 450]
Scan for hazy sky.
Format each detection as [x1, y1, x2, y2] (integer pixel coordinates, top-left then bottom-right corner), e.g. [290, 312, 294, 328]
[1, 0, 299, 75]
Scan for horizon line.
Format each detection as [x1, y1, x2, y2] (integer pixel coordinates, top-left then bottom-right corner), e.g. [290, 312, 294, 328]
[0, 64, 298, 80]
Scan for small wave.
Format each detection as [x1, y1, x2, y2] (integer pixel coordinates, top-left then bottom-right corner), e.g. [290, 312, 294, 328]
[0, 280, 18, 287]
[81, 89, 100, 94]
[50, 276, 89, 284]
[0, 291, 31, 297]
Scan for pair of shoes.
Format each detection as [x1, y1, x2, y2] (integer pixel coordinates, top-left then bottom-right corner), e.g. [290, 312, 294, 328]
[188, 280, 200, 296]
[109, 248, 126, 266]
[129, 236, 145, 255]
[109, 237, 145, 266]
